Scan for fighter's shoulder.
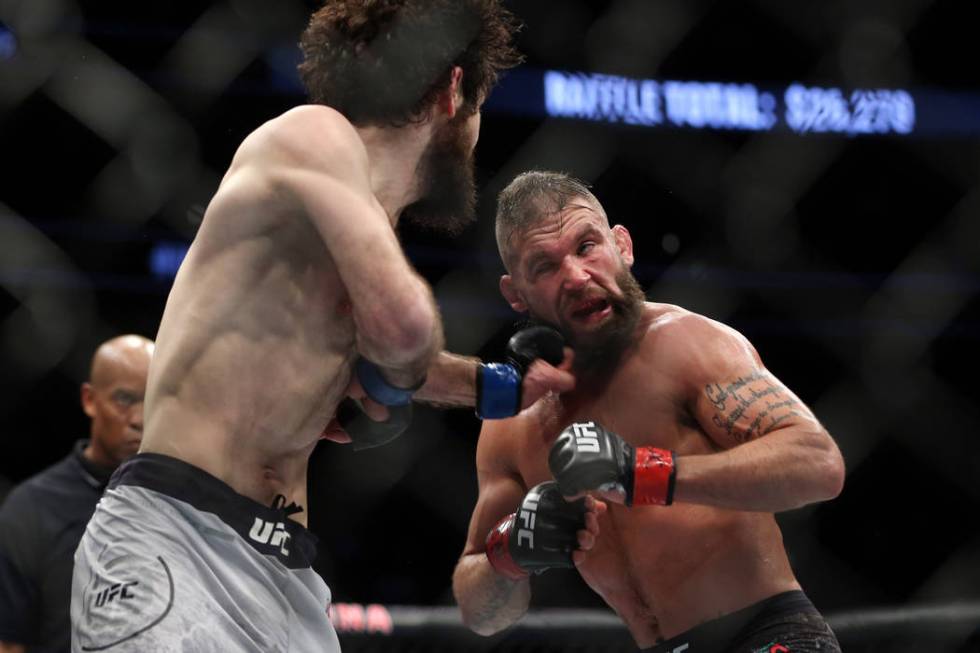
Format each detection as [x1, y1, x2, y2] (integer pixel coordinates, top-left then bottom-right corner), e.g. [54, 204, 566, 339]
[240, 105, 369, 181]
[639, 303, 760, 376]
[641, 302, 743, 341]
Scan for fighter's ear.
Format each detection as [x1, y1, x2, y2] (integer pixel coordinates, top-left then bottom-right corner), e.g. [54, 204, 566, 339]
[500, 275, 528, 313]
[438, 66, 464, 119]
[611, 224, 634, 267]
[81, 382, 97, 419]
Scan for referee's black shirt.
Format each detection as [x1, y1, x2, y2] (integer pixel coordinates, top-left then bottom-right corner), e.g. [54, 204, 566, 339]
[0, 440, 113, 652]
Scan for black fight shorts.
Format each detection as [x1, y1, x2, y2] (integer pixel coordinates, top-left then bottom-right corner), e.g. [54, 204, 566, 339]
[644, 590, 841, 653]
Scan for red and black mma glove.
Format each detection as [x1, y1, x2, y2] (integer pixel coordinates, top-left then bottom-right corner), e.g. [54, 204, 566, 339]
[485, 481, 586, 581]
[548, 421, 676, 507]
[338, 358, 424, 450]
[476, 326, 565, 419]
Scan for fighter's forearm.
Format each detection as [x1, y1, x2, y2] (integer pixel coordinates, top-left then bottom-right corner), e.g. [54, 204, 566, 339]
[0, 641, 27, 653]
[453, 553, 531, 636]
[413, 351, 480, 408]
[673, 428, 845, 512]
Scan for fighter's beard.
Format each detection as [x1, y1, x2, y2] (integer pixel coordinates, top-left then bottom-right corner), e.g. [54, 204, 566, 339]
[561, 268, 646, 379]
[400, 111, 477, 236]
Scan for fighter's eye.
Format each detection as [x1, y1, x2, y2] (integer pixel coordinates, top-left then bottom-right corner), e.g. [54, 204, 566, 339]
[111, 390, 140, 408]
[578, 241, 596, 255]
[532, 261, 556, 278]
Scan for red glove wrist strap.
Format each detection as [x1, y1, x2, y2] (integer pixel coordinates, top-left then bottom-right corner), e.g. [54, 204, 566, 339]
[633, 447, 676, 506]
[485, 513, 529, 581]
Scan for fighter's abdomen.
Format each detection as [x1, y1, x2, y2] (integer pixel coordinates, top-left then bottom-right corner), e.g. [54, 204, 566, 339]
[577, 503, 799, 646]
[141, 185, 357, 500]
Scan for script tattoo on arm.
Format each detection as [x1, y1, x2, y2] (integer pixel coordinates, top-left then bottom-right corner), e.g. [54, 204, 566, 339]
[704, 371, 805, 444]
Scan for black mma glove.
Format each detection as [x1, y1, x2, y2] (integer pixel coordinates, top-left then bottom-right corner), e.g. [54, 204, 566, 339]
[339, 358, 422, 450]
[336, 399, 411, 451]
[485, 481, 585, 580]
[549, 421, 676, 506]
[476, 325, 565, 419]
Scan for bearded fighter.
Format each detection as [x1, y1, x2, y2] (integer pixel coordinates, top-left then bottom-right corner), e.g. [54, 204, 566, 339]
[453, 171, 844, 652]
[68, 3, 578, 651]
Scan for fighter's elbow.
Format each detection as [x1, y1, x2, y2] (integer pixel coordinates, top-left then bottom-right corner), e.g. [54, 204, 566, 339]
[453, 559, 522, 637]
[376, 313, 433, 357]
[468, 618, 507, 637]
[357, 300, 440, 368]
[388, 306, 440, 367]
[456, 604, 495, 636]
[813, 436, 845, 501]
[398, 303, 441, 356]
[823, 452, 846, 500]
[458, 598, 523, 637]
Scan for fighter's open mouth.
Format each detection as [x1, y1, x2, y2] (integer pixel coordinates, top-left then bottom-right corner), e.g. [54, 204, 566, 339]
[572, 298, 610, 319]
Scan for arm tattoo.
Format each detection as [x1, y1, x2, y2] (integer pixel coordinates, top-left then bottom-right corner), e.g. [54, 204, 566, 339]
[704, 371, 804, 443]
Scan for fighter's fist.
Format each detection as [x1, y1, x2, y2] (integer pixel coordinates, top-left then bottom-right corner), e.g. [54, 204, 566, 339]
[548, 421, 676, 507]
[476, 326, 575, 419]
[505, 325, 565, 371]
[485, 482, 603, 580]
[335, 358, 418, 450]
[335, 399, 411, 451]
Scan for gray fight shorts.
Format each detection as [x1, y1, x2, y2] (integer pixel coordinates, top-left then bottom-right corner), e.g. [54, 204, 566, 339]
[70, 453, 341, 652]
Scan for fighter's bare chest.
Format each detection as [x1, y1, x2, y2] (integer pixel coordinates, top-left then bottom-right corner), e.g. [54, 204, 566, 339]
[516, 365, 699, 486]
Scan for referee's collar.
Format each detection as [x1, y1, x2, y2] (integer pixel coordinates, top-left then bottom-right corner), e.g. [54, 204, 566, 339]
[72, 440, 115, 490]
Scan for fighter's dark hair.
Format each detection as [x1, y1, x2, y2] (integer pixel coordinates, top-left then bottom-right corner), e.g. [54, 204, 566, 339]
[495, 170, 603, 271]
[298, 0, 522, 127]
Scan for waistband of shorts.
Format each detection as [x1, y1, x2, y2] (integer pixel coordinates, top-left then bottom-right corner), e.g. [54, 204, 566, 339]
[108, 453, 319, 570]
[644, 590, 819, 652]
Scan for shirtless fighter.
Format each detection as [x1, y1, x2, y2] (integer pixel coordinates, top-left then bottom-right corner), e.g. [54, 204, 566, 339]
[68, 3, 562, 651]
[453, 171, 846, 652]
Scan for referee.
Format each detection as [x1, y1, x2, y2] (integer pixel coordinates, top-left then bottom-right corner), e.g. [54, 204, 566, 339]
[0, 335, 153, 653]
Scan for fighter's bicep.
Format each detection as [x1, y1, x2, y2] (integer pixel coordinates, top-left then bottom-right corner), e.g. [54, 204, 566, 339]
[463, 472, 526, 555]
[463, 422, 526, 555]
[278, 164, 436, 357]
[678, 320, 819, 449]
[695, 366, 818, 448]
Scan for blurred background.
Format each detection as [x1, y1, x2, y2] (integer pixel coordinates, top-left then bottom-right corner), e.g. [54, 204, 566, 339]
[1, 0, 979, 650]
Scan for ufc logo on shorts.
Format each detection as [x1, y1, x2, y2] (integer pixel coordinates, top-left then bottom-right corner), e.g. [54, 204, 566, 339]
[92, 580, 138, 609]
[516, 488, 540, 549]
[572, 422, 601, 453]
[249, 518, 291, 556]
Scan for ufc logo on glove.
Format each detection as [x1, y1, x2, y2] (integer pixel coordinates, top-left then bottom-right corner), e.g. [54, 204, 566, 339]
[517, 487, 541, 548]
[571, 422, 601, 452]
